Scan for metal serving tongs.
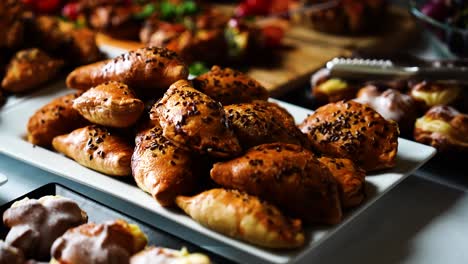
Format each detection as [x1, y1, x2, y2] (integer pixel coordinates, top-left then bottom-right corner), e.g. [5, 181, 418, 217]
[326, 58, 468, 83]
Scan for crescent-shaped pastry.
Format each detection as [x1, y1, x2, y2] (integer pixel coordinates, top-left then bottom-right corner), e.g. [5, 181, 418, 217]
[66, 47, 188, 94]
[2, 196, 88, 260]
[210, 143, 342, 224]
[52, 125, 133, 176]
[318, 156, 366, 208]
[176, 188, 305, 249]
[27, 92, 88, 147]
[192, 65, 269, 105]
[299, 101, 399, 172]
[150, 80, 241, 158]
[51, 220, 147, 264]
[132, 124, 197, 206]
[73, 81, 144, 128]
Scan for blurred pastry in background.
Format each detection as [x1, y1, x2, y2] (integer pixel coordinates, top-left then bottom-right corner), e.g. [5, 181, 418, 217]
[299, 101, 399, 172]
[311, 68, 357, 104]
[318, 156, 366, 209]
[1, 48, 63, 93]
[409, 81, 463, 110]
[87, 4, 142, 40]
[0, 240, 25, 264]
[51, 220, 147, 264]
[176, 188, 305, 249]
[414, 105, 468, 152]
[2, 196, 88, 260]
[355, 85, 419, 134]
[130, 247, 210, 264]
[0, 0, 25, 50]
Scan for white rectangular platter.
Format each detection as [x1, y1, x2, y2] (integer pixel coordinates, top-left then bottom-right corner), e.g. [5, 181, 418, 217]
[0, 83, 436, 264]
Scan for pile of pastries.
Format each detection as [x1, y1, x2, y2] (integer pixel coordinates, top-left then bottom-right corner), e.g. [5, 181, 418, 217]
[0, 195, 210, 263]
[311, 68, 468, 153]
[26, 46, 399, 249]
[0, 0, 101, 106]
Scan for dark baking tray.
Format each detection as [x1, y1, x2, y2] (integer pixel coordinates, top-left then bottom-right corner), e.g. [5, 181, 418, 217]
[0, 183, 235, 264]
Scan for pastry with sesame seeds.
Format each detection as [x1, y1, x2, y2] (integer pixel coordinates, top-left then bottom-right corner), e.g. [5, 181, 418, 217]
[73, 81, 144, 128]
[192, 65, 269, 105]
[1, 48, 63, 93]
[150, 80, 241, 158]
[131, 123, 198, 206]
[224, 101, 307, 149]
[299, 101, 399, 172]
[318, 156, 366, 208]
[27, 92, 88, 147]
[211, 143, 342, 225]
[52, 125, 133, 176]
[66, 47, 188, 95]
[176, 188, 305, 249]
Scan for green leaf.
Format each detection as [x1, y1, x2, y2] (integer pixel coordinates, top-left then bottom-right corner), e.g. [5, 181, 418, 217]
[133, 3, 156, 20]
[189, 61, 210, 76]
[161, 1, 177, 20]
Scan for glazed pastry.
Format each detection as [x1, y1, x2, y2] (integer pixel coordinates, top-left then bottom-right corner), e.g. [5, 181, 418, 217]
[311, 68, 356, 104]
[52, 125, 133, 176]
[0, 0, 25, 49]
[192, 66, 269, 105]
[410, 81, 462, 109]
[68, 28, 103, 65]
[414, 106, 468, 152]
[150, 80, 241, 158]
[73, 81, 144, 128]
[355, 85, 419, 134]
[88, 5, 141, 40]
[51, 220, 147, 264]
[224, 101, 306, 149]
[27, 92, 88, 147]
[132, 124, 197, 206]
[299, 101, 399, 172]
[0, 241, 24, 264]
[2, 196, 88, 260]
[130, 247, 210, 264]
[211, 143, 342, 224]
[1, 48, 63, 93]
[318, 156, 366, 208]
[66, 47, 188, 94]
[176, 188, 305, 249]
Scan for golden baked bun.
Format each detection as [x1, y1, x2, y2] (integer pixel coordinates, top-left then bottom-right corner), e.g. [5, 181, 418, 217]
[299, 101, 399, 172]
[410, 81, 462, 110]
[52, 125, 133, 176]
[130, 247, 211, 264]
[176, 188, 305, 249]
[318, 156, 366, 208]
[66, 47, 188, 95]
[131, 124, 198, 206]
[211, 143, 342, 224]
[3, 196, 88, 260]
[414, 105, 468, 152]
[150, 80, 241, 158]
[1, 48, 63, 93]
[27, 92, 88, 147]
[51, 220, 147, 264]
[192, 65, 269, 105]
[73, 81, 144, 128]
[311, 69, 357, 105]
[224, 101, 306, 149]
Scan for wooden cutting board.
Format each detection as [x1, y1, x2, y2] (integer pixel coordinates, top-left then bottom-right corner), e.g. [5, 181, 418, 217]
[96, 5, 415, 97]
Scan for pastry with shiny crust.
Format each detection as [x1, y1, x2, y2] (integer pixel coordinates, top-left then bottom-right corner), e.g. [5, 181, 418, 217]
[355, 85, 419, 134]
[52, 125, 133, 176]
[299, 101, 399, 172]
[51, 220, 147, 264]
[66, 47, 188, 93]
[410, 81, 462, 109]
[318, 156, 366, 208]
[2, 196, 88, 260]
[224, 101, 306, 149]
[150, 80, 241, 158]
[414, 106, 468, 152]
[311, 70, 356, 104]
[176, 188, 305, 249]
[73, 81, 144, 128]
[132, 124, 197, 206]
[130, 247, 211, 264]
[27, 92, 88, 147]
[192, 65, 269, 105]
[211, 143, 342, 224]
[1, 48, 63, 93]
[0, 241, 25, 264]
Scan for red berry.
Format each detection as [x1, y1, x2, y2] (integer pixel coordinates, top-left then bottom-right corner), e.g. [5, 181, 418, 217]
[62, 2, 81, 21]
[262, 25, 284, 47]
[35, 0, 61, 13]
